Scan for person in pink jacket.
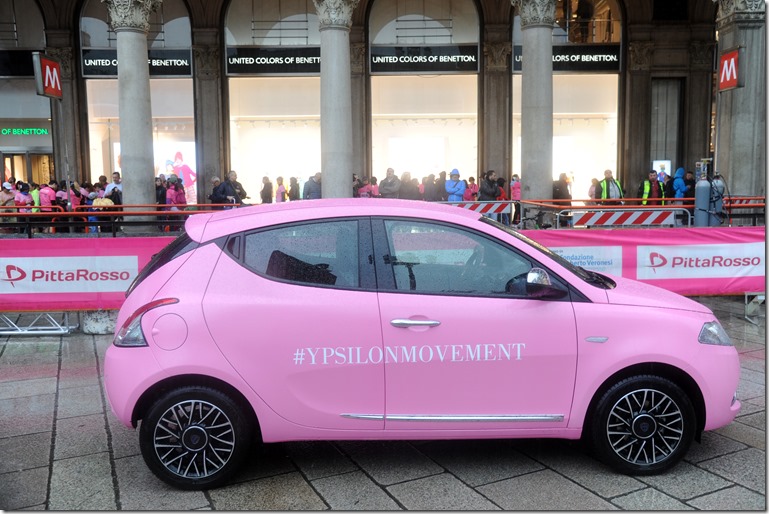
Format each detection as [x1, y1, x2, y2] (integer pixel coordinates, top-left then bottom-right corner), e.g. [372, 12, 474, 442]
[38, 180, 57, 212]
[463, 176, 479, 201]
[510, 174, 521, 225]
[165, 175, 187, 231]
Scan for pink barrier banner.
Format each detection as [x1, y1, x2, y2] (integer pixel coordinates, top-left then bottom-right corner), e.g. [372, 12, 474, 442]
[0, 227, 764, 312]
[522, 227, 765, 296]
[0, 237, 173, 311]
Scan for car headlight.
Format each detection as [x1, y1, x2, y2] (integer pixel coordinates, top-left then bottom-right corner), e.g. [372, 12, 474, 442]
[698, 321, 733, 346]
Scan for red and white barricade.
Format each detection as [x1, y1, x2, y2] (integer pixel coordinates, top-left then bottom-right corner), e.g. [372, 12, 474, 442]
[571, 209, 686, 227]
[449, 201, 511, 215]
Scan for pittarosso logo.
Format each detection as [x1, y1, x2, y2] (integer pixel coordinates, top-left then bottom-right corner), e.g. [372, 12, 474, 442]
[1, 265, 130, 284]
[649, 253, 761, 269]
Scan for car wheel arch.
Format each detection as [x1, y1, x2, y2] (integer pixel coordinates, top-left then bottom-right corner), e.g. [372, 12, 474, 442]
[581, 362, 706, 443]
[131, 374, 261, 439]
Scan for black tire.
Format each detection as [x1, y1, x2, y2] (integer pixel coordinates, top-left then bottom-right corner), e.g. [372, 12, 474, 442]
[590, 375, 695, 475]
[139, 386, 253, 490]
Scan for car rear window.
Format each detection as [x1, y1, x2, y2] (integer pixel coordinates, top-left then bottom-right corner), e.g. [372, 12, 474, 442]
[126, 233, 199, 297]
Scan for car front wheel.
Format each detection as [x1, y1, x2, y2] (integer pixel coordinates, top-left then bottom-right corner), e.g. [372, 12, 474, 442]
[139, 386, 252, 490]
[591, 375, 695, 475]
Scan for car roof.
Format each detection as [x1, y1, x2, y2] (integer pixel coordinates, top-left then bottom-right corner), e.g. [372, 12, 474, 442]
[185, 199, 482, 243]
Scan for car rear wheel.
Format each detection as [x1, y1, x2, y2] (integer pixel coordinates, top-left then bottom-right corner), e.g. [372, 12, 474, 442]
[139, 386, 252, 490]
[590, 375, 695, 475]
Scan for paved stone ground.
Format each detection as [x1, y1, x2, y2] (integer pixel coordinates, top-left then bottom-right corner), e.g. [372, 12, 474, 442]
[0, 296, 764, 510]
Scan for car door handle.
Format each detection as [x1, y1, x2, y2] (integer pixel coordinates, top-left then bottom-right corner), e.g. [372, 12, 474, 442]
[390, 319, 441, 328]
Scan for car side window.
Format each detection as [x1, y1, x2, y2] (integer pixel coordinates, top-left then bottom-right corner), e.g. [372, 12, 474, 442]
[243, 220, 360, 288]
[383, 220, 532, 295]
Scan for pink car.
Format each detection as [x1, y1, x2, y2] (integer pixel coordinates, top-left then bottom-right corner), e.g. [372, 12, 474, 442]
[104, 199, 740, 490]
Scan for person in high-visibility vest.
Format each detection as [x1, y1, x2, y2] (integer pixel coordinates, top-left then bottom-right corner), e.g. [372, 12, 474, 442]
[597, 169, 624, 203]
[638, 169, 666, 205]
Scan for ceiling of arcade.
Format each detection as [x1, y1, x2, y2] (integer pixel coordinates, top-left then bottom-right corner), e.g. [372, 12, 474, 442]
[33, 0, 716, 37]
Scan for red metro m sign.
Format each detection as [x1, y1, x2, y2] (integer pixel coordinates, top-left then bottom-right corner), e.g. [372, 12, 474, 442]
[32, 52, 63, 100]
[718, 47, 745, 92]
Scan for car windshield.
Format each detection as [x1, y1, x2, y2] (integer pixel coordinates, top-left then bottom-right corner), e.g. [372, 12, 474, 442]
[479, 216, 615, 289]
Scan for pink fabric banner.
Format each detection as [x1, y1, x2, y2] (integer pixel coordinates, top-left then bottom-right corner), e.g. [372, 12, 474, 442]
[0, 237, 173, 311]
[523, 227, 765, 296]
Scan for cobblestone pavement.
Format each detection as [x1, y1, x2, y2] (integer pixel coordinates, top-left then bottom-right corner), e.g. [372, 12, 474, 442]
[0, 296, 764, 510]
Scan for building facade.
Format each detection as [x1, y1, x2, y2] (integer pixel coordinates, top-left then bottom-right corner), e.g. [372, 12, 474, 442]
[0, 0, 765, 204]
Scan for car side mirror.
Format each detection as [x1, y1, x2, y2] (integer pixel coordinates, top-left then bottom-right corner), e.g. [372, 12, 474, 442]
[526, 268, 568, 299]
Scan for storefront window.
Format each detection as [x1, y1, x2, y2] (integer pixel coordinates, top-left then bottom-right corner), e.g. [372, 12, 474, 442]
[81, 0, 195, 200]
[228, 77, 320, 200]
[225, 0, 319, 46]
[512, 74, 618, 201]
[552, 0, 621, 45]
[0, 0, 45, 48]
[512, 1, 621, 202]
[369, 0, 479, 182]
[371, 75, 477, 178]
[369, 0, 479, 45]
[225, 0, 321, 201]
[86, 79, 195, 186]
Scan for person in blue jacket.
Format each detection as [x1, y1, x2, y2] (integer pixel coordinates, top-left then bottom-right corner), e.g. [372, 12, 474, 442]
[673, 167, 687, 198]
[445, 169, 466, 202]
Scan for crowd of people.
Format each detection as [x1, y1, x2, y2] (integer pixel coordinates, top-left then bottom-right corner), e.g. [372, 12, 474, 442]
[0, 170, 197, 233]
[0, 165, 703, 233]
[209, 168, 524, 224]
[584, 167, 698, 206]
[0, 173, 122, 234]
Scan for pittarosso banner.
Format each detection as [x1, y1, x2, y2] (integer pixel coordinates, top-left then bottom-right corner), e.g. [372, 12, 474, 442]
[523, 226, 765, 296]
[0, 237, 174, 311]
[0, 227, 762, 312]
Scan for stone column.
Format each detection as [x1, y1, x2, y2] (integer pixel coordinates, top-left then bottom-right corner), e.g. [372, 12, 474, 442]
[481, 28, 512, 180]
[350, 29, 368, 178]
[713, 0, 766, 196]
[511, 0, 555, 205]
[192, 28, 226, 204]
[44, 34, 84, 184]
[313, 0, 360, 198]
[104, 0, 161, 210]
[624, 40, 653, 188]
[687, 40, 717, 171]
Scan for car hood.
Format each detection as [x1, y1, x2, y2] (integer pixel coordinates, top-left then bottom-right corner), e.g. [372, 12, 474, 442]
[603, 274, 711, 314]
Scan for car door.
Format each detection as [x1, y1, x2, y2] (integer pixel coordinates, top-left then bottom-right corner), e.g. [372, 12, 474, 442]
[203, 218, 385, 430]
[373, 217, 578, 431]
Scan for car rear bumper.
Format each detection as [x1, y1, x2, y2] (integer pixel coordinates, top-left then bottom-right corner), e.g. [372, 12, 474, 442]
[104, 344, 163, 428]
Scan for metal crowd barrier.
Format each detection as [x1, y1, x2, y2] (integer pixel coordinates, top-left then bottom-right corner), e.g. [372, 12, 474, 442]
[0, 312, 78, 336]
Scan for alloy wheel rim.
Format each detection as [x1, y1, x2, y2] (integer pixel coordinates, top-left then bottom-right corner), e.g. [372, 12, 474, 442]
[606, 388, 684, 466]
[153, 400, 235, 479]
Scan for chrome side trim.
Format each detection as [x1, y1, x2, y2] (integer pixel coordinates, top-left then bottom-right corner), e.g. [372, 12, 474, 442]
[341, 413, 564, 422]
[341, 414, 384, 420]
[585, 336, 609, 343]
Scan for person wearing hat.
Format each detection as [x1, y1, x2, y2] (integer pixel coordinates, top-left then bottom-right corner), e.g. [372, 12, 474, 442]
[445, 169, 466, 202]
[0, 181, 16, 232]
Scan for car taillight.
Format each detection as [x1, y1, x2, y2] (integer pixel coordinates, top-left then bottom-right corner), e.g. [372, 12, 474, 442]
[114, 298, 179, 347]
